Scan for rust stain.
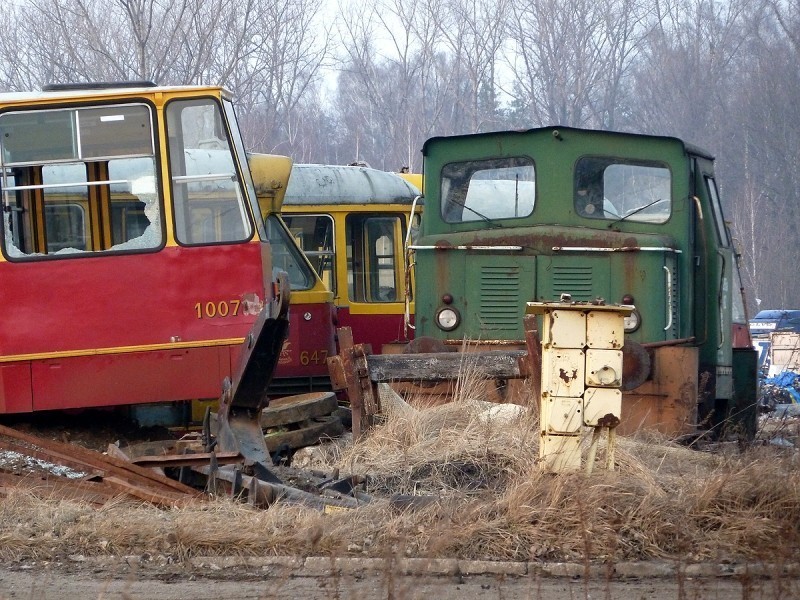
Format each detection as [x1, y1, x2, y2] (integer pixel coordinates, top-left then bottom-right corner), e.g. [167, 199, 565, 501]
[596, 413, 621, 428]
[558, 368, 578, 383]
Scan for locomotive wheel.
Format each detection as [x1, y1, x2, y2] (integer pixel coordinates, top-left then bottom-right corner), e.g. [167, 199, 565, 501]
[621, 341, 652, 391]
[260, 391, 338, 428]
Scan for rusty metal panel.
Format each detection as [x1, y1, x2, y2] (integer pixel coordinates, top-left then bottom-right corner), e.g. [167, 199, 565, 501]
[586, 309, 625, 349]
[541, 348, 585, 397]
[585, 349, 623, 387]
[583, 388, 622, 427]
[618, 346, 698, 435]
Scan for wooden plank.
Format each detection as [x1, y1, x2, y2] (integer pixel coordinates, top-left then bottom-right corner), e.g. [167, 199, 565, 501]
[102, 475, 197, 508]
[341, 345, 365, 440]
[326, 355, 348, 391]
[354, 346, 380, 421]
[0, 437, 100, 478]
[365, 350, 528, 382]
[337, 327, 355, 351]
[523, 313, 542, 402]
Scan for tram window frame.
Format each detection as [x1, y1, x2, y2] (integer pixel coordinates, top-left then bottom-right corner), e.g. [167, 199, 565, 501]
[282, 214, 336, 295]
[265, 214, 314, 291]
[440, 157, 535, 224]
[43, 203, 88, 252]
[0, 102, 165, 260]
[347, 214, 404, 303]
[574, 157, 672, 223]
[165, 97, 253, 246]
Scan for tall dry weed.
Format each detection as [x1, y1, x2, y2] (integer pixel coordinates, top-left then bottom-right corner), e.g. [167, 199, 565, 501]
[1, 376, 799, 565]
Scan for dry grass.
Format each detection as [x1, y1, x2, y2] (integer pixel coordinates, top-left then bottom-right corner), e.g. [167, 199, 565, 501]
[1, 376, 799, 566]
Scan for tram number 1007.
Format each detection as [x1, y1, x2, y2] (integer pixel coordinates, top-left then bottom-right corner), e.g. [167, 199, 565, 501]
[194, 300, 242, 319]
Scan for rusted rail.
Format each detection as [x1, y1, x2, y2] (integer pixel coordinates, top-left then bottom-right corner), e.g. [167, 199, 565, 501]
[0, 423, 203, 507]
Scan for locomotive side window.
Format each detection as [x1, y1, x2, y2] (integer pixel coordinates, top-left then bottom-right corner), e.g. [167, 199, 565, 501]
[574, 157, 671, 222]
[166, 99, 252, 245]
[0, 103, 162, 259]
[705, 177, 729, 247]
[441, 157, 535, 224]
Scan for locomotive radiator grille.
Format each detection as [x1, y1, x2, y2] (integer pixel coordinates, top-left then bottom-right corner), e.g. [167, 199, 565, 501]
[479, 265, 521, 330]
[552, 265, 593, 301]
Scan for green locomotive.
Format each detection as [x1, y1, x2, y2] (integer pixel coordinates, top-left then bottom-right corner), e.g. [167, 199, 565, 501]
[410, 126, 756, 437]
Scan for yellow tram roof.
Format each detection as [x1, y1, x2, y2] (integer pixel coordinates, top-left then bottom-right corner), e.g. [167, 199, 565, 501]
[0, 84, 233, 107]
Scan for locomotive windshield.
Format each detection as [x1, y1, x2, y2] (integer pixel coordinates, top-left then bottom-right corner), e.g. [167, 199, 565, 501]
[165, 99, 254, 245]
[440, 157, 535, 224]
[574, 157, 671, 223]
[265, 214, 314, 291]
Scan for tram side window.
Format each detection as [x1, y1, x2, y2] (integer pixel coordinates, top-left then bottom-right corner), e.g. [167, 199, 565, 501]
[166, 99, 252, 245]
[347, 215, 402, 303]
[441, 157, 535, 224]
[282, 214, 335, 293]
[0, 104, 162, 259]
[574, 157, 671, 222]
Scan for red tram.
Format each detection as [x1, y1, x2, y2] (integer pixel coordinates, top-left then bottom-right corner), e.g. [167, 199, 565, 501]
[0, 83, 286, 414]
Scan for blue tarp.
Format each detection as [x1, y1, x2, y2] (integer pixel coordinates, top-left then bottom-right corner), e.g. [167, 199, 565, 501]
[763, 371, 800, 403]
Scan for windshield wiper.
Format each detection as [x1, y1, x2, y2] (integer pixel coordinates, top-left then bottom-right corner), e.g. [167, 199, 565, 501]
[447, 197, 501, 228]
[607, 198, 664, 229]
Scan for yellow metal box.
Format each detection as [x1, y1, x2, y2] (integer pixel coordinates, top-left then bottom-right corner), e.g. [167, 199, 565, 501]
[545, 309, 587, 349]
[539, 434, 582, 472]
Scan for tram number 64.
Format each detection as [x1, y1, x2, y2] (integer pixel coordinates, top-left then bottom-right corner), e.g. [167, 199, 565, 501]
[194, 300, 241, 319]
[300, 351, 328, 365]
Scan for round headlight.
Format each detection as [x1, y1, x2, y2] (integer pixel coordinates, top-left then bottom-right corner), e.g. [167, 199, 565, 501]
[436, 307, 460, 331]
[623, 308, 641, 333]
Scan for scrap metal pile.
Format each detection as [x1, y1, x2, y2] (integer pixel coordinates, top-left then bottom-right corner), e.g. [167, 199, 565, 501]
[0, 419, 369, 511]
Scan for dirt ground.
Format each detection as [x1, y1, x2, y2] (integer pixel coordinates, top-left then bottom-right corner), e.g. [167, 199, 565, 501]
[1, 563, 796, 600]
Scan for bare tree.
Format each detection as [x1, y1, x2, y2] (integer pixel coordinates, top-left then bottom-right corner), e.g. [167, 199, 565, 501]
[506, 0, 650, 128]
[724, 0, 800, 309]
[438, 0, 508, 132]
[632, 0, 749, 141]
[230, 0, 332, 158]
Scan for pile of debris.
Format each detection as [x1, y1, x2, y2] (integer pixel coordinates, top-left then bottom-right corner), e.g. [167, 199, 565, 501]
[759, 371, 800, 412]
[0, 409, 373, 512]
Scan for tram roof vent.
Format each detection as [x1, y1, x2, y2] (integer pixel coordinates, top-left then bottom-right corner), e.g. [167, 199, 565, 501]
[42, 81, 158, 92]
